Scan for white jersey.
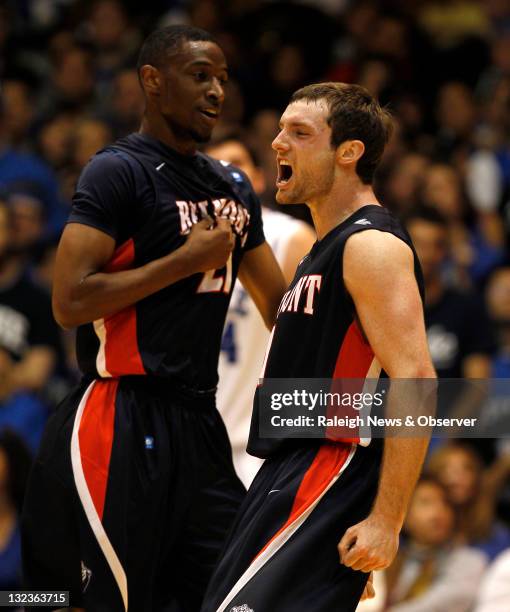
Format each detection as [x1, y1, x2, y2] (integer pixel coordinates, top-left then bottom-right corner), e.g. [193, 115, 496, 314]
[217, 208, 309, 486]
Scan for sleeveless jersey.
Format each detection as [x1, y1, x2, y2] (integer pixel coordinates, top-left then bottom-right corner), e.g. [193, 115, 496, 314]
[216, 209, 310, 480]
[68, 133, 264, 389]
[248, 205, 424, 458]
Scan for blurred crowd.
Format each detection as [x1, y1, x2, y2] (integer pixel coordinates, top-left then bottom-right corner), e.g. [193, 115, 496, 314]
[0, 0, 510, 608]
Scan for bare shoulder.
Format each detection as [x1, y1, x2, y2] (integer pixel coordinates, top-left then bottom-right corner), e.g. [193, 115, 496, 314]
[344, 229, 413, 278]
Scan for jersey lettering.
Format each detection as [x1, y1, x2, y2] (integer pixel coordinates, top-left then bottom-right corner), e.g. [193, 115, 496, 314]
[197, 254, 233, 294]
[277, 274, 322, 316]
[176, 198, 251, 236]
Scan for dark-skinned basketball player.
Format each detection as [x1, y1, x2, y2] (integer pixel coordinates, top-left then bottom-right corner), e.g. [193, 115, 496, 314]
[21, 26, 286, 612]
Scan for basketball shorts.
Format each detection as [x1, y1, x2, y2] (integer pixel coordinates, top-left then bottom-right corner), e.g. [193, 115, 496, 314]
[201, 441, 382, 612]
[21, 376, 246, 612]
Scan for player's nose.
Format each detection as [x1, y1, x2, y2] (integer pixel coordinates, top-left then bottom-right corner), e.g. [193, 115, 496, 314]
[207, 78, 225, 105]
[272, 131, 289, 152]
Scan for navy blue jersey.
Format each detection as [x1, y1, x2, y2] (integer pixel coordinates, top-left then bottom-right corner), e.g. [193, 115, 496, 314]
[248, 205, 424, 457]
[68, 133, 265, 389]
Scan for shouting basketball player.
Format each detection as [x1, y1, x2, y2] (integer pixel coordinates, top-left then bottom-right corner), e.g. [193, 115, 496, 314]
[202, 83, 436, 612]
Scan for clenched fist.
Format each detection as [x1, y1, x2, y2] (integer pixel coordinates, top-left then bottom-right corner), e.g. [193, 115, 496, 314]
[338, 515, 399, 573]
[182, 218, 235, 273]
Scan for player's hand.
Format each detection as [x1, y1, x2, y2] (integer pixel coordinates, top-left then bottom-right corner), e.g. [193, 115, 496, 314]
[359, 572, 375, 601]
[338, 514, 399, 572]
[183, 218, 235, 273]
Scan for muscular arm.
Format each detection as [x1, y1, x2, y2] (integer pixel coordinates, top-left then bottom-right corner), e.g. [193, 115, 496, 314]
[339, 230, 436, 572]
[238, 241, 287, 330]
[53, 219, 235, 329]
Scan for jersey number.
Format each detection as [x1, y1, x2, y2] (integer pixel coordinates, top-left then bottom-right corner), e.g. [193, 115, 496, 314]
[197, 254, 233, 294]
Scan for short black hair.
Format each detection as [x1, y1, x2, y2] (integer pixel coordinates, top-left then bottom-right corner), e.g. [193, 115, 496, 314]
[137, 25, 217, 76]
[404, 205, 448, 230]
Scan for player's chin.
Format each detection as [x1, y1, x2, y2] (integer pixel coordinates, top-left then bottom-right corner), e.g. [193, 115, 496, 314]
[275, 189, 297, 205]
[191, 127, 215, 144]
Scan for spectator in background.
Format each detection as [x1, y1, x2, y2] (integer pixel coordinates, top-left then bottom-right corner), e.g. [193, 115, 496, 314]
[428, 442, 510, 560]
[205, 134, 315, 486]
[0, 100, 65, 237]
[486, 267, 510, 377]
[381, 152, 430, 215]
[85, 0, 141, 98]
[435, 82, 477, 161]
[0, 430, 32, 593]
[6, 183, 46, 263]
[107, 69, 145, 138]
[384, 474, 487, 612]
[38, 45, 96, 119]
[71, 118, 112, 170]
[0, 78, 35, 151]
[37, 113, 74, 172]
[406, 207, 494, 378]
[0, 198, 60, 451]
[419, 163, 505, 285]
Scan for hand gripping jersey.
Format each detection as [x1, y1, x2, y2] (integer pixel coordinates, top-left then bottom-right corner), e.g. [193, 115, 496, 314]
[248, 204, 424, 458]
[68, 133, 264, 389]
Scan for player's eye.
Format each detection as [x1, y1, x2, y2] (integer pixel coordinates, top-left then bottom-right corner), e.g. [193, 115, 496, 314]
[194, 71, 208, 82]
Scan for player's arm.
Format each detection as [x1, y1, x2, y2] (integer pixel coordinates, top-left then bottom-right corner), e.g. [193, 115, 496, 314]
[238, 241, 287, 329]
[53, 219, 234, 329]
[280, 224, 316, 284]
[338, 230, 436, 573]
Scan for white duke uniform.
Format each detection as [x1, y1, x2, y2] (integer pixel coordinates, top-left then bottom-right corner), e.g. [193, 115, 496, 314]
[217, 207, 309, 486]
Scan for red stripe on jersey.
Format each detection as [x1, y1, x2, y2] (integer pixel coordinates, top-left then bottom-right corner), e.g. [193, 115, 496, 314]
[329, 320, 375, 443]
[333, 320, 374, 378]
[103, 239, 145, 376]
[78, 379, 118, 519]
[254, 443, 351, 560]
[104, 238, 136, 273]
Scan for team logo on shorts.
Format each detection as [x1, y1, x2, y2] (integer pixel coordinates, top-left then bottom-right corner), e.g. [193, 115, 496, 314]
[230, 605, 254, 612]
[81, 560, 92, 592]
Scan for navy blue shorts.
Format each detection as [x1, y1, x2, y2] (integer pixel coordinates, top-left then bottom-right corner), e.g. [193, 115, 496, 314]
[21, 376, 245, 612]
[201, 441, 382, 612]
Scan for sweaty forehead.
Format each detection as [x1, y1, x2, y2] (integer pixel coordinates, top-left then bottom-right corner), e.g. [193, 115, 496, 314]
[280, 99, 329, 128]
[173, 40, 227, 69]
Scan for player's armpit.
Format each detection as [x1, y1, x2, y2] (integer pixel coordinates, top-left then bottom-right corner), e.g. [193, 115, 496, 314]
[238, 241, 287, 329]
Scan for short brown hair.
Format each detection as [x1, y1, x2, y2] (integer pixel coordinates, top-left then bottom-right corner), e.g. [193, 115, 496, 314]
[290, 82, 392, 184]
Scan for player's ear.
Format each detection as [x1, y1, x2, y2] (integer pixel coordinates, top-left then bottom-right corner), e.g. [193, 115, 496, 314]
[139, 65, 162, 96]
[336, 140, 365, 169]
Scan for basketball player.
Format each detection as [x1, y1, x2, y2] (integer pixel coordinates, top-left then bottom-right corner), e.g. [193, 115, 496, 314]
[21, 26, 286, 612]
[201, 83, 436, 612]
[205, 135, 316, 487]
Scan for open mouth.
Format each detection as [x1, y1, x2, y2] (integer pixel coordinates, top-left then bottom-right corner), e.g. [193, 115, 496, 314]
[199, 108, 219, 120]
[277, 160, 293, 187]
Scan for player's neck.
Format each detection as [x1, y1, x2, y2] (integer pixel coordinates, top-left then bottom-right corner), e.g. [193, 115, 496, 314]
[308, 180, 380, 240]
[139, 114, 197, 156]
